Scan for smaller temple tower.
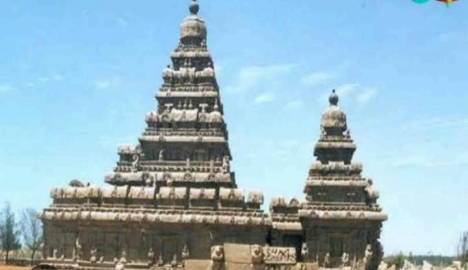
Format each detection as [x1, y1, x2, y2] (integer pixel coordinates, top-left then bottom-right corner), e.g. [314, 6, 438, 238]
[270, 90, 387, 270]
[300, 90, 387, 270]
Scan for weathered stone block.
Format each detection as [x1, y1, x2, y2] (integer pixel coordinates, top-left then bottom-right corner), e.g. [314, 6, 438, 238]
[224, 243, 252, 263]
[185, 259, 211, 270]
[226, 262, 251, 270]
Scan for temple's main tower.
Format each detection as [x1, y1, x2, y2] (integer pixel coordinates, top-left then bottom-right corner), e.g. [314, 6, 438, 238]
[105, 0, 235, 190]
[41, 2, 269, 270]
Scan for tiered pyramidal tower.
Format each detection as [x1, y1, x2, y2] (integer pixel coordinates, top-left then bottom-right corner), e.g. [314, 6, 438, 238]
[41, 2, 270, 270]
[270, 90, 387, 270]
[106, 0, 236, 192]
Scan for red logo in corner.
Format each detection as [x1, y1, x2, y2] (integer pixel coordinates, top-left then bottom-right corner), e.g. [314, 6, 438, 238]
[436, 0, 459, 6]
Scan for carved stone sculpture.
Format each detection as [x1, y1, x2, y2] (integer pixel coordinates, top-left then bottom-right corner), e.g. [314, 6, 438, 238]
[115, 261, 125, 270]
[263, 247, 296, 264]
[157, 252, 163, 266]
[158, 149, 165, 161]
[365, 179, 380, 201]
[222, 156, 230, 174]
[363, 245, 373, 269]
[323, 253, 330, 268]
[132, 154, 140, 172]
[301, 243, 309, 260]
[182, 244, 190, 262]
[90, 247, 97, 263]
[120, 250, 127, 265]
[147, 247, 154, 265]
[342, 252, 349, 267]
[75, 237, 82, 261]
[171, 253, 178, 267]
[210, 245, 224, 270]
[251, 244, 264, 270]
[69, 179, 86, 187]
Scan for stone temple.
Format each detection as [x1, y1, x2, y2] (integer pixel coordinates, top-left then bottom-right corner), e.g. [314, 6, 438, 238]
[40, 1, 387, 270]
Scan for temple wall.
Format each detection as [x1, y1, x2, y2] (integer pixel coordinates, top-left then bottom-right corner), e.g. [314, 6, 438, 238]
[42, 221, 268, 266]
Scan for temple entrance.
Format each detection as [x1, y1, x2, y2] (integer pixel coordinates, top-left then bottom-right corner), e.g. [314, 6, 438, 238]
[282, 235, 303, 260]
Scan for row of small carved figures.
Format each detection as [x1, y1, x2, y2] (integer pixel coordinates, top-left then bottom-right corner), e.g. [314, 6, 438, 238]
[308, 161, 364, 174]
[298, 243, 374, 269]
[113, 165, 225, 173]
[117, 144, 227, 157]
[159, 85, 217, 92]
[164, 56, 211, 69]
[117, 154, 231, 175]
[140, 130, 225, 138]
[269, 196, 378, 211]
[162, 66, 215, 81]
[44, 244, 190, 266]
[45, 243, 375, 269]
[50, 185, 264, 204]
[299, 204, 383, 212]
[174, 39, 208, 52]
[44, 245, 297, 267]
[145, 111, 222, 124]
[319, 128, 353, 140]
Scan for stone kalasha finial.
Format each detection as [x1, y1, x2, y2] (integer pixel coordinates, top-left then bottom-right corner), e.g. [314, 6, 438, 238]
[189, 0, 199, 15]
[329, 89, 339, 106]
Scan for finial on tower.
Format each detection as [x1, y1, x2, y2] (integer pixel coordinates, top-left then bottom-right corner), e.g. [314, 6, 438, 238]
[189, 0, 199, 15]
[329, 89, 339, 106]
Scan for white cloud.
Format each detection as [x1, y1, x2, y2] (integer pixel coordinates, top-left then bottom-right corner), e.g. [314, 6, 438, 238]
[283, 100, 304, 110]
[26, 73, 64, 88]
[301, 71, 335, 86]
[94, 77, 121, 90]
[0, 84, 15, 93]
[317, 83, 358, 106]
[403, 117, 468, 132]
[53, 74, 64, 81]
[226, 64, 295, 94]
[317, 83, 377, 107]
[387, 153, 468, 168]
[336, 83, 359, 96]
[387, 155, 428, 167]
[254, 92, 275, 104]
[356, 88, 377, 105]
[38, 77, 50, 84]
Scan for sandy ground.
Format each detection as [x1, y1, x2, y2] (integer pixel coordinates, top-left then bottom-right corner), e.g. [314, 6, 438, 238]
[0, 266, 32, 270]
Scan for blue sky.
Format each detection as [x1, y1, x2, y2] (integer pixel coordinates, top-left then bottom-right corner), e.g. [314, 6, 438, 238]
[1, 0, 467, 256]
